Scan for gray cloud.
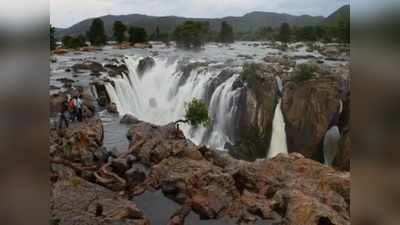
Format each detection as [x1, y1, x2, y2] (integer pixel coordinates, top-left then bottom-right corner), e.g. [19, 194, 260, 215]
[50, 0, 349, 28]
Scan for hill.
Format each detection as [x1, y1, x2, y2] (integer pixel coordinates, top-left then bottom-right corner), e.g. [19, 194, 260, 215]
[324, 4, 350, 25]
[55, 5, 350, 39]
[55, 12, 324, 38]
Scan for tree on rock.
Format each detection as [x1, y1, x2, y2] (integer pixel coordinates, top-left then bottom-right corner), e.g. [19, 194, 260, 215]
[113, 21, 127, 43]
[175, 98, 209, 127]
[219, 21, 234, 43]
[62, 35, 86, 49]
[87, 18, 107, 46]
[128, 26, 148, 44]
[278, 22, 292, 43]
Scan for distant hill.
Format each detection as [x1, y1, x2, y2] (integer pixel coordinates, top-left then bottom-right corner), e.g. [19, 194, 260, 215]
[55, 5, 349, 38]
[324, 4, 350, 25]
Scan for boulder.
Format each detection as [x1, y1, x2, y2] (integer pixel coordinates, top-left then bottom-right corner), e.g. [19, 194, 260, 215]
[72, 61, 106, 73]
[120, 114, 140, 124]
[136, 57, 155, 76]
[107, 103, 118, 114]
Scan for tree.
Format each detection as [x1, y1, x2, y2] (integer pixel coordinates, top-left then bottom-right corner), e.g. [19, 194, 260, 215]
[113, 21, 127, 43]
[174, 21, 209, 49]
[87, 18, 107, 46]
[50, 25, 56, 50]
[175, 98, 209, 127]
[296, 26, 317, 42]
[62, 35, 86, 49]
[155, 26, 160, 40]
[219, 21, 234, 43]
[337, 19, 350, 43]
[128, 26, 148, 44]
[278, 22, 291, 43]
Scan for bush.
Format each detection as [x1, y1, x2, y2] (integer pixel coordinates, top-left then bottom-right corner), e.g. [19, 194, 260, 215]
[293, 63, 317, 83]
[240, 63, 259, 88]
[62, 35, 86, 49]
[184, 98, 210, 127]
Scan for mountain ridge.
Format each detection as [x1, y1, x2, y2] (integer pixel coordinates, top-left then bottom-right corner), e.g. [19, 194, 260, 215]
[55, 5, 349, 38]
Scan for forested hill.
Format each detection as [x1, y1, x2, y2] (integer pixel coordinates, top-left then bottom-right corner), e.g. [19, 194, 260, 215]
[55, 5, 349, 38]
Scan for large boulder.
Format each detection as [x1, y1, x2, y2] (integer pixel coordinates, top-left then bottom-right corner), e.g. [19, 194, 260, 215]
[136, 57, 155, 76]
[229, 63, 279, 160]
[282, 65, 349, 160]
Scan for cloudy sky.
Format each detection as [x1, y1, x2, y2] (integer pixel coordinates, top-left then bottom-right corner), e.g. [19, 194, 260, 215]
[50, 0, 349, 28]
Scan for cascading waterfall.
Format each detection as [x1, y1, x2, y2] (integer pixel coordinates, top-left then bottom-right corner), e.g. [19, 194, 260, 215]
[267, 99, 288, 159]
[267, 75, 288, 159]
[323, 100, 343, 165]
[323, 126, 340, 165]
[104, 55, 242, 150]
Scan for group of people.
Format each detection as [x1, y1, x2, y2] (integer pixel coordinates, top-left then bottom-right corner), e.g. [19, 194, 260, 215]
[58, 95, 84, 129]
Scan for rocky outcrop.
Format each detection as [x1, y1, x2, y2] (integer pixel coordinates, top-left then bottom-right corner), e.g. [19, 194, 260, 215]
[136, 57, 155, 76]
[49, 118, 105, 167]
[229, 63, 279, 160]
[72, 61, 106, 74]
[125, 122, 350, 225]
[282, 66, 348, 161]
[51, 173, 149, 225]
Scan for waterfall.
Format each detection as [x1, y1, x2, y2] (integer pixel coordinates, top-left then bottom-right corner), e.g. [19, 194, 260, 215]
[104, 55, 242, 150]
[267, 99, 288, 159]
[323, 126, 341, 165]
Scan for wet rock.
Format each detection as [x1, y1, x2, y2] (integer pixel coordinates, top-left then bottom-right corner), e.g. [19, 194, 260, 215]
[125, 163, 148, 184]
[110, 158, 129, 176]
[120, 114, 140, 124]
[72, 61, 106, 73]
[137, 57, 155, 76]
[105, 64, 129, 77]
[106, 103, 118, 114]
[149, 98, 157, 108]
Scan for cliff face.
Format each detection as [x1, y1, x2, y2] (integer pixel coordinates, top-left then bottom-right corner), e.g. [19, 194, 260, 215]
[230, 63, 279, 160]
[282, 73, 347, 160]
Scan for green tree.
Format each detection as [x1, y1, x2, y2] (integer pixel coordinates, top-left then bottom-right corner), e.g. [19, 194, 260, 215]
[278, 22, 292, 43]
[50, 25, 56, 50]
[175, 98, 210, 127]
[296, 26, 317, 42]
[128, 26, 148, 44]
[87, 18, 107, 46]
[113, 21, 127, 43]
[174, 21, 209, 49]
[337, 19, 350, 43]
[62, 35, 86, 49]
[219, 21, 234, 43]
[155, 26, 160, 40]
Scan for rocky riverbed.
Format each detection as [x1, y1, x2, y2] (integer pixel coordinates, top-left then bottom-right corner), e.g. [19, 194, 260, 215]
[50, 41, 350, 225]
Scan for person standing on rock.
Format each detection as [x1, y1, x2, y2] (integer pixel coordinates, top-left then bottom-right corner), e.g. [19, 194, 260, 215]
[58, 99, 69, 129]
[68, 96, 77, 122]
[76, 95, 83, 122]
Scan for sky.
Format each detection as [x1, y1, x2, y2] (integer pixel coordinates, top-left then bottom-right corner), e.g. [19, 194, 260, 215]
[50, 0, 349, 28]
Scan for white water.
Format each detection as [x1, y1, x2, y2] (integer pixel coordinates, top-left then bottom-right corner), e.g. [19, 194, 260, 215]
[267, 99, 288, 159]
[323, 126, 341, 165]
[105, 55, 242, 149]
